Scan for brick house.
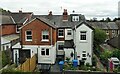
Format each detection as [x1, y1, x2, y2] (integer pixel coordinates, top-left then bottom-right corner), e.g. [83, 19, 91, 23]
[12, 9, 94, 66]
[89, 22, 119, 40]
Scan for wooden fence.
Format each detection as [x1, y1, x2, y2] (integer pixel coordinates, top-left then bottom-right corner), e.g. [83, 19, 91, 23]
[16, 54, 36, 72]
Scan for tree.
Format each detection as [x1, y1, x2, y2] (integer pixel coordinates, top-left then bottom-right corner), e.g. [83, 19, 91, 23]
[94, 28, 107, 46]
[105, 17, 111, 22]
[111, 49, 120, 60]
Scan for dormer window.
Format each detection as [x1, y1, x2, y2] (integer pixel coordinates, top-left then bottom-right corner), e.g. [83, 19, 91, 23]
[72, 16, 79, 21]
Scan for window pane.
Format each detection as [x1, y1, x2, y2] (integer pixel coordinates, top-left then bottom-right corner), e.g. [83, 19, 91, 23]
[58, 29, 64, 36]
[82, 54, 86, 57]
[67, 30, 71, 35]
[46, 49, 49, 55]
[27, 31, 32, 35]
[41, 51, 45, 55]
[82, 58, 87, 60]
[41, 48, 45, 55]
[42, 30, 49, 40]
[58, 45, 64, 50]
[80, 31, 86, 40]
[27, 36, 32, 39]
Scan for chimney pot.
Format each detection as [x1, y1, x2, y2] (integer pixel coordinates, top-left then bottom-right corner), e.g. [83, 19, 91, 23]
[49, 11, 52, 15]
[63, 9, 68, 21]
[19, 10, 22, 13]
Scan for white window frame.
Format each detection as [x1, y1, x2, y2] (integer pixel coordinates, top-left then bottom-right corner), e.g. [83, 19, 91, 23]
[42, 30, 49, 42]
[57, 41, 64, 50]
[58, 29, 64, 38]
[25, 30, 32, 41]
[72, 16, 79, 21]
[80, 31, 87, 41]
[82, 51, 87, 60]
[67, 30, 72, 35]
[41, 48, 49, 56]
[16, 25, 21, 33]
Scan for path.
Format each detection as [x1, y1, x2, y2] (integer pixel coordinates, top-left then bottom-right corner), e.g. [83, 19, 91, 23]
[94, 54, 107, 72]
[50, 62, 60, 72]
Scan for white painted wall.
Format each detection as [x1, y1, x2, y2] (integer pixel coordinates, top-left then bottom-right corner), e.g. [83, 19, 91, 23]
[65, 29, 73, 40]
[64, 48, 74, 61]
[1, 43, 11, 51]
[23, 44, 56, 64]
[23, 45, 38, 57]
[74, 23, 93, 65]
[57, 41, 64, 55]
[38, 45, 56, 64]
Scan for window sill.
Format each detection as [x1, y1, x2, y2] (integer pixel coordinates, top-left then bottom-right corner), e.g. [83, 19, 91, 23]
[41, 40, 49, 42]
[80, 40, 87, 43]
[58, 36, 64, 38]
[26, 40, 32, 41]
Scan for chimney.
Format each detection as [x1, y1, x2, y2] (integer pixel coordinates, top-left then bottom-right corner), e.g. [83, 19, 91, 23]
[48, 11, 52, 16]
[63, 9, 68, 21]
[19, 10, 22, 13]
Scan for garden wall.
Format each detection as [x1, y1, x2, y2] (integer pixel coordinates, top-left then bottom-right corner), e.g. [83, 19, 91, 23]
[17, 54, 36, 72]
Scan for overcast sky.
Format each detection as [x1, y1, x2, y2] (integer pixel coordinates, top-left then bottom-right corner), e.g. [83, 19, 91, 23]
[0, 0, 120, 20]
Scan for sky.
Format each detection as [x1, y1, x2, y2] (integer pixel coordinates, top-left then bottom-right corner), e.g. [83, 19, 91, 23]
[0, 0, 120, 20]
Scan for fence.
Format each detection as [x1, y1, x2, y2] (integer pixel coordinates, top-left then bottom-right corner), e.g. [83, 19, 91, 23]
[17, 54, 36, 72]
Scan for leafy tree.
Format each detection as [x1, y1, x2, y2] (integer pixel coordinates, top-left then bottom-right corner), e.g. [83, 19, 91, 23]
[111, 49, 120, 60]
[100, 50, 112, 67]
[105, 17, 111, 22]
[94, 28, 107, 46]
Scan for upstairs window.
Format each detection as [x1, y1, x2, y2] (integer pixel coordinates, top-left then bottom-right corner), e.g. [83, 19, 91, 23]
[58, 29, 64, 38]
[67, 30, 72, 35]
[80, 31, 86, 40]
[42, 30, 49, 41]
[26, 30, 32, 41]
[72, 16, 79, 21]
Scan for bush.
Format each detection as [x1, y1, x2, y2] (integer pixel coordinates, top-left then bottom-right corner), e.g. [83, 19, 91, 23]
[92, 55, 97, 66]
[2, 51, 8, 67]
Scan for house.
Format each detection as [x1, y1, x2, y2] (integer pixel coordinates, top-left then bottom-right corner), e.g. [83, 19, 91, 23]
[89, 22, 119, 40]
[11, 10, 33, 33]
[0, 15, 20, 51]
[1, 34, 19, 51]
[19, 17, 57, 64]
[12, 9, 93, 66]
[107, 34, 120, 49]
[73, 22, 94, 65]
[0, 15, 16, 36]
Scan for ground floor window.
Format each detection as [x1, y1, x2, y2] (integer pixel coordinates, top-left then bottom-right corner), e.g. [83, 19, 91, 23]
[41, 48, 49, 56]
[82, 51, 87, 60]
[57, 42, 64, 50]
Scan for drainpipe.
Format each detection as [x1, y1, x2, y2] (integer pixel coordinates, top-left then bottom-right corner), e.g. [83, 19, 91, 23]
[51, 28, 52, 46]
[73, 25, 77, 60]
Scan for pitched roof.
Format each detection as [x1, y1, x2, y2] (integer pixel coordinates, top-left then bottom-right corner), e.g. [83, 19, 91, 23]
[11, 12, 33, 24]
[31, 14, 85, 28]
[106, 22, 118, 29]
[73, 21, 94, 30]
[88, 22, 118, 30]
[20, 17, 56, 29]
[0, 15, 15, 24]
[88, 22, 108, 29]
[107, 35, 120, 49]
[64, 40, 74, 48]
